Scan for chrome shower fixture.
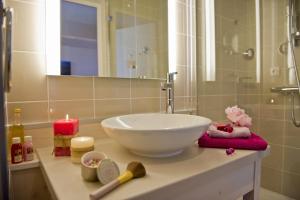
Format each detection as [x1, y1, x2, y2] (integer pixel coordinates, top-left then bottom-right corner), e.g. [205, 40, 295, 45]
[272, 0, 300, 127]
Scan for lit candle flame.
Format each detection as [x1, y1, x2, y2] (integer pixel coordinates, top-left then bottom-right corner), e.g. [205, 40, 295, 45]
[66, 114, 69, 121]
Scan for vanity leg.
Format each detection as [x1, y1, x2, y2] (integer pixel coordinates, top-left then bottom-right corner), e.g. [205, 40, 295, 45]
[243, 160, 261, 200]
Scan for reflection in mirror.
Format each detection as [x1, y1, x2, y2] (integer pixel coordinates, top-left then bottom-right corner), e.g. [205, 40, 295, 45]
[108, 0, 168, 79]
[46, 0, 168, 79]
[61, 1, 99, 76]
[61, 0, 108, 76]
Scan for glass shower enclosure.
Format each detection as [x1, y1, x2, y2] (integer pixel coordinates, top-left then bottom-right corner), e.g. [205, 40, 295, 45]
[196, 0, 300, 199]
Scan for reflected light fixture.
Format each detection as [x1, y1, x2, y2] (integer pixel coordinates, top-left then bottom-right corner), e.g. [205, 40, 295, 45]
[204, 0, 216, 81]
[168, 0, 177, 74]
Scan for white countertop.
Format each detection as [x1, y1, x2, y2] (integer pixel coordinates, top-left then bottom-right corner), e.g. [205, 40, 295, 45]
[37, 139, 269, 200]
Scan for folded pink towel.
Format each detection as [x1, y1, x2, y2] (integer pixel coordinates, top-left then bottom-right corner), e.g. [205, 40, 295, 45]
[198, 132, 268, 150]
[207, 124, 251, 138]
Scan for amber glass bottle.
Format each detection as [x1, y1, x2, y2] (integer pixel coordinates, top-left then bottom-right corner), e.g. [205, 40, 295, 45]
[7, 108, 24, 160]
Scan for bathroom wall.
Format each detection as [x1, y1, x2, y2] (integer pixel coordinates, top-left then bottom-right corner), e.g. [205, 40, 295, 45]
[260, 0, 300, 198]
[5, 0, 196, 147]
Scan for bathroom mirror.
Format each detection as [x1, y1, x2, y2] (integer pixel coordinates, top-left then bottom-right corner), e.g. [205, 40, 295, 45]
[46, 0, 168, 79]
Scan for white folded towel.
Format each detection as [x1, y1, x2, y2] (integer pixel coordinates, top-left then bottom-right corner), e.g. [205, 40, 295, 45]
[207, 124, 251, 138]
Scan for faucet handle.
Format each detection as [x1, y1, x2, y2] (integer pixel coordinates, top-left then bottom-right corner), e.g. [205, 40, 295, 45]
[167, 72, 178, 81]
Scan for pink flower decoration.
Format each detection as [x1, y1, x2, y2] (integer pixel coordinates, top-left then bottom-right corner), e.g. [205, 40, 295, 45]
[237, 114, 252, 127]
[225, 105, 252, 127]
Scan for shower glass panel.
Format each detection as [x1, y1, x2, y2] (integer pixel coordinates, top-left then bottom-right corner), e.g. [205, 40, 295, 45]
[196, 0, 300, 198]
[197, 0, 258, 122]
[261, 0, 300, 198]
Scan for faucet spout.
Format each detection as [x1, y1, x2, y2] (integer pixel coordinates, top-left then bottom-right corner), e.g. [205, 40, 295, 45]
[161, 72, 177, 114]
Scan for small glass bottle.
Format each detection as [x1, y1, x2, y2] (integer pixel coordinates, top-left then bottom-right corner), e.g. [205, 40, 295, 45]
[7, 108, 24, 161]
[23, 136, 34, 161]
[11, 137, 23, 164]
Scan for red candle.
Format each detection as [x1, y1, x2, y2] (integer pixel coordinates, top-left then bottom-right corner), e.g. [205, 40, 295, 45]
[53, 114, 79, 135]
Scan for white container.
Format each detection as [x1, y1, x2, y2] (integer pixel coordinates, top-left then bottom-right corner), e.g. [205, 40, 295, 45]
[81, 151, 107, 182]
[71, 137, 94, 163]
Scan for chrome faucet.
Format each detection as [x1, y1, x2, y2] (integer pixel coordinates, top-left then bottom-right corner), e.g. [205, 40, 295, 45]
[161, 72, 177, 114]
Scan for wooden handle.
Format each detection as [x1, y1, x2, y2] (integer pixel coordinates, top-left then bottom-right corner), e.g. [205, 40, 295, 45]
[89, 179, 120, 200]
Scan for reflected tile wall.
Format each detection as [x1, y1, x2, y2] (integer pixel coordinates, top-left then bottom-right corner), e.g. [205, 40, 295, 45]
[260, 0, 300, 199]
[197, 0, 258, 123]
[197, 0, 300, 198]
[198, 0, 299, 198]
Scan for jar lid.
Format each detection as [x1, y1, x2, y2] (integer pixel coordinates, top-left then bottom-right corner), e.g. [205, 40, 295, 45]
[97, 159, 120, 184]
[24, 136, 32, 142]
[12, 137, 21, 144]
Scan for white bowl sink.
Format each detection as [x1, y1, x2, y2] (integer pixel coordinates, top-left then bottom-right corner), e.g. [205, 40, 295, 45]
[101, 113, 211, 158]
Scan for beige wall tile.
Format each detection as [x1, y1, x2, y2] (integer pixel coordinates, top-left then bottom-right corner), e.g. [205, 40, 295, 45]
[94, 78, 130, 99]
[282, 172, 300, 199]
[131, 79, 161, 98]
[7, 0, 45, 52]
[25, 127, 53, 148]
[49, 100, 94, 120]
[260, 119, 284, 145]
[196, 7, 204, 38]
[261, 47, 286, 94]
[174, 66, 187, 97]
[174, 97, 185, 111]
[260, 94, 285, 120]
[95, 99, 130, 118]
[202, 95, 223, 111]
[176, 34, 188, 66]
[284, 95, 300, 122]
[25, 123, 107, 149]
[7, 52, 47, 102]
[196, 37, 205, 70]
[176, 2, 187, 34]
[202, 82, 222, 96]
[283, 147, 300, 174]
[251, 117, 260, 134]
[77, 123, 107, 139]
[262, 144, 283, 171]
[236, 75, 261, 95]
[185, 97, 197, 111]
[238, 95, 260, 118]
[131, 98, 160, 113]
[7, 102, 48, 125]
[261, 166, 283, 194]
[215, 43, 236, 70]
[49, 76, 93, 100]
[284, 121, 300, 149]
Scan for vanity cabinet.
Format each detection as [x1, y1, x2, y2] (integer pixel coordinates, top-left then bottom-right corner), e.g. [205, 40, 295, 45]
[10, 164, 51, 200]
[37, 138, 269, 200]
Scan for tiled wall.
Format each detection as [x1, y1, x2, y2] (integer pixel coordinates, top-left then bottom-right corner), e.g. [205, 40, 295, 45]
[196, 0, 300, 199]
[108, 0, 168, 79]
[260, 0, 300, 199]
[6, 0, 196, 146]
[197, 0, 259, 129]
